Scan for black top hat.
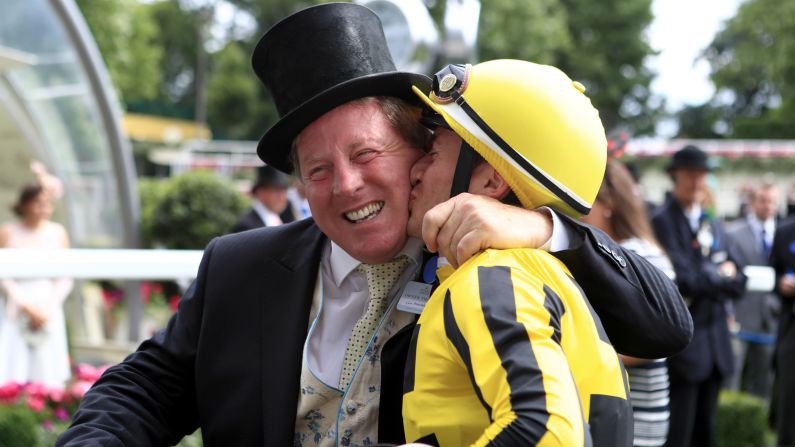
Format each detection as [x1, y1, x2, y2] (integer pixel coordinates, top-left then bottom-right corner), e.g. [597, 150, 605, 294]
[667, 145, 712, 172]
[252, 165, 290, 193]
[251, 3, 432, 173]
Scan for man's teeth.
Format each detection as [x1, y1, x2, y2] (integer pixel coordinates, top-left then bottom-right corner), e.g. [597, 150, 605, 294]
[346, 202, 384, 222]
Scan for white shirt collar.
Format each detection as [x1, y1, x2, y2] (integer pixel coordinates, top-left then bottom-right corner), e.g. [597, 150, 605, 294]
[684, 204, 702, 232]
[747, 213, 775, 238]
[328, 237, 424, 287]
[251, 200, 283, 227]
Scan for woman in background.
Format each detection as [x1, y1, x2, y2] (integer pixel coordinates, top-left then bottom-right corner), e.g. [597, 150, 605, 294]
[0, 181, 73, 386]
[582, 160, 675, 447]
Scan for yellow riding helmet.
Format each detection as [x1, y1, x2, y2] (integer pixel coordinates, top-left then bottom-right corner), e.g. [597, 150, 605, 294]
[412, 60, 607, 217]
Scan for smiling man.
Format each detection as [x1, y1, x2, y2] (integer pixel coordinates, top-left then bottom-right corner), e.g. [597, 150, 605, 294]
[401, 60, 632, 446]
[58, 4, 690, 447]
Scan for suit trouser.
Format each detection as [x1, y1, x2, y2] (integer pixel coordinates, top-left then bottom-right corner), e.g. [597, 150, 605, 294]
[729, 339, 775, 401]
[665, 368, 722, 447]
[777, 325, 795, 447]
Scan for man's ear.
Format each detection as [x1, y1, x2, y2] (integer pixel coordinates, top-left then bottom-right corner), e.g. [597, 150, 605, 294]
[469, 163, 511, 200]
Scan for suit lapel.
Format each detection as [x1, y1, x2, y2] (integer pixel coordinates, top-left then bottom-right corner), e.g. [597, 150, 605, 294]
[668, 201, 697, 253]
[737, 222, 765, 264]
[257, 222, 326, 445]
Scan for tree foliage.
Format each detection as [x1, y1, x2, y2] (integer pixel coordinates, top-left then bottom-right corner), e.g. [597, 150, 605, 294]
[79, 0, 659, 139]
[702, 0, 795, 138]
[76, 0, 162, 104]
[146, 0, 203, 116]
[558, 0, 659, 134]
[477, 0, 570, 66]
[675, 103, 725, 139]
[207, 41, 262, 139]
[477, 0, 658, 135]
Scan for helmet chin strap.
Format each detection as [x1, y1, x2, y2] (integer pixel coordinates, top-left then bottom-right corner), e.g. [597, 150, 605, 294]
[449, 139, 477, 198]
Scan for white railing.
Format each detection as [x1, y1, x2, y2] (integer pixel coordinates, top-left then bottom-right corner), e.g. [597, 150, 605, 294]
[0, 249, 203, 279]
[0, 249, 204, 362]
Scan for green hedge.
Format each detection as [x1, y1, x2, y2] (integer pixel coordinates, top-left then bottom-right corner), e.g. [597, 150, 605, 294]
[0, 405, 39, 447]
[142, 171, 248, 249]
[716, 391, 773, 447]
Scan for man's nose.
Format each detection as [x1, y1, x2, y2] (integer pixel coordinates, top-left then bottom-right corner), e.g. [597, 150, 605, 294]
[333, 163, 364, 195]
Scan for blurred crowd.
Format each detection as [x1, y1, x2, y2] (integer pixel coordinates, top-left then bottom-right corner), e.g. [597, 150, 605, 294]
[585, 145, 794, 446]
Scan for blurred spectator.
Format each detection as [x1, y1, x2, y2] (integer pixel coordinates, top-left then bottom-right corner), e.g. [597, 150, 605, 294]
[735, 181, 755, 220]
[787, 184, 795, 218]
[624, 160, 659, 215]
[725, 182, 780, 402]
[582, 160, 674, 447]
[0, 180, 73, 387]
[286, 178, 312, 220]
[769, 218, 795, 446]
[231, 165, 292, 233]
[651, 145, 746, 447]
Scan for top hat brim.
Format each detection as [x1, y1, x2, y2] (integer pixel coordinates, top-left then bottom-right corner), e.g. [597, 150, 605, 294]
[665, 160, 713, 172]
[257, 71, 432, 173]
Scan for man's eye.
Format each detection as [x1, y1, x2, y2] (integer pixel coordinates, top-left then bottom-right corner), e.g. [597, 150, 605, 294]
[306, 166, 329, 180]
[354, 149, 378, 161]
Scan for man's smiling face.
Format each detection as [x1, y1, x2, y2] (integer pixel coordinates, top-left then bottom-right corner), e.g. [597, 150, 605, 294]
[296, 100, 423, 263]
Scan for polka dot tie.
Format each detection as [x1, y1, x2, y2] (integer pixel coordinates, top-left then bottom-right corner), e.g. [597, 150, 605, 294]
[339, 256, 411, 389]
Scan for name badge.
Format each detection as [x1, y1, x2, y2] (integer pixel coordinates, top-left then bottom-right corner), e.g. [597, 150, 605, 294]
[397, 281, 433, 315]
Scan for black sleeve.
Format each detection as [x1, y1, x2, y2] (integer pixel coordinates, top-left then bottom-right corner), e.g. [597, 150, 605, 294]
[552, 214, 693, 359]
[56, 240, 217, 446]
[771, 221, 795, 294]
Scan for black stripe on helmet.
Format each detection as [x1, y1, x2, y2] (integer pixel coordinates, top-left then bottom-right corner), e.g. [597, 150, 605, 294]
[450, 91, 590, 215]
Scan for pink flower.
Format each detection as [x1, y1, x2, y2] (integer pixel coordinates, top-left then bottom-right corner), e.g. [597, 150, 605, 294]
[101, 288, 124, 309]
[42, 420, 54, 430]
[0, 382, 21, 403]
[75, 364, 109, 382]
[25, 382, 48, 399]
[169, 295, 181, 312]
[26, 395, 46, 412]
[151, 283, 164, 295]
[54, 407, 70, 421]
[69, 381, 93, 399]
[48, 387, 66, 403]
[140, 282, 152, 304]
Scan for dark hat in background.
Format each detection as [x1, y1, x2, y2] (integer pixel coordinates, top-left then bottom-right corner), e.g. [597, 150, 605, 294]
[251, 2, 432, 173]
[252, 165, 290, 193]
[667, 145, 712, 172]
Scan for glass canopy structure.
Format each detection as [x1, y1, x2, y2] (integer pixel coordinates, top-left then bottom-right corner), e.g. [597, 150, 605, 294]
[0, 0, 138, 248]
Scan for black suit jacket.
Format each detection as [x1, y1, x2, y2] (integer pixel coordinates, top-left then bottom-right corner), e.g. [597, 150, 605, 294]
[652, 197, 745, 382]
[770, 218, 795, 364]
[230, 207, 297, 233]
[58, 217, 691, 446]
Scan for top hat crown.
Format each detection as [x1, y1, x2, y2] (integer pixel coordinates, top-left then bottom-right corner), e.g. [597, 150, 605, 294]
[252, 165, 290, 193]
[667, 144, 712, 172]
[252, 2, 431, 173]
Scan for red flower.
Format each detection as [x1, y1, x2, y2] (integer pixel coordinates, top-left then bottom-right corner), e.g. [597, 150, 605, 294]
[75, 363, 109, 383]
[48, 387, 66, 403]
[54, 407, 70, 421]
[151, 283, 164, 295]
[26, 394, 46, 412]
[69, 381, 93, 399]
[0, 382, 21, 403]
[169, 295, 181, 312]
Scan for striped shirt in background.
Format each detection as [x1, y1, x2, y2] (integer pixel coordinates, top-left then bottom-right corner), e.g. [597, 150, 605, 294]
[620, 237, 675, 447]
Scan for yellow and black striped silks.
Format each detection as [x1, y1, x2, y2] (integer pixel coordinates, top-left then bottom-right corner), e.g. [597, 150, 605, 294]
[402, 248, 632, 446]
